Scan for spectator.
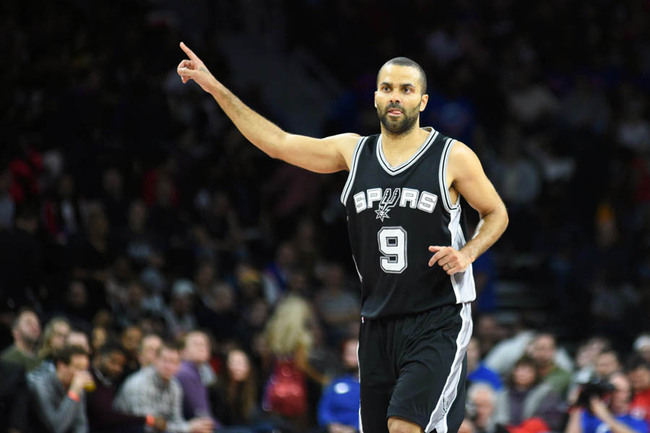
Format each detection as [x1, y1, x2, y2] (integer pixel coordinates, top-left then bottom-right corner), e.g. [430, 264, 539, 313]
[137, 333, 163, 369]
[38, 316, 72, 362]
[626, 356, 650, 424]
[87, 341, 165, 433]
[594, 349, 623, 382]
[114, 341, 214, 433]
[67, 330, 92, 355]
[633, 335, 650, 364]
[1, 308, 42, 372]
[528, 333, 572, 396]
[176, 330, 220, 424]
[212, 346, 262, 428]
[317, 337, 360, 433]
[163, 279, 198, 339]
[568, 336, 612, 405]
[314, 263, 359, 348]
[494, 355, 566, 432]
[466, 382, 508, 433]
[466, 336, 503, 391]
[263, 295, 326, 429]
[27, 345, 94, 433]
[120, 324, 143, 378]
[0, 204, 43, 310]
[0, 359, 29, 433]
[565, 372, 648, 433]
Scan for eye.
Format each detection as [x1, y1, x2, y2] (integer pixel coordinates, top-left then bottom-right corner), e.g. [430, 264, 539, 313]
[381, 85, 390, 92]
[403, 87, 413, 94]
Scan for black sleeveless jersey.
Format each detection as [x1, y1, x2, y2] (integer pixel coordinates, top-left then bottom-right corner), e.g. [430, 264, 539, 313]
[340, 127, 476, 319]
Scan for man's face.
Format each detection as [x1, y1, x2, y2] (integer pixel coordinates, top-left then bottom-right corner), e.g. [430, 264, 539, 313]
[375, 64, 427, 135]
[155, 347, 181, 381]
[628, 366, 650, 392]
[15, 311, 41, 346]
[59, 354, 90, 387]
[530, 335, 555, 366]
[99, 351, 126, 381]
[472, 388, 495, 427]
[182, 333, 210, 364]
[138, 335, 162, 367]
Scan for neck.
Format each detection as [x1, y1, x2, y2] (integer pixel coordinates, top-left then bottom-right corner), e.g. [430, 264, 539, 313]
[380, 123, 426, 147]
[15, 339, 35, 356]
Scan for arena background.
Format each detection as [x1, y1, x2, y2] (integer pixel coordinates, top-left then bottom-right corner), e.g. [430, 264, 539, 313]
[1, 0, 650, 420]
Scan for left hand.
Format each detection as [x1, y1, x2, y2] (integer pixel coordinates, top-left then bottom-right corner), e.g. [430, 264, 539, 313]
[428, 246, 471, 275]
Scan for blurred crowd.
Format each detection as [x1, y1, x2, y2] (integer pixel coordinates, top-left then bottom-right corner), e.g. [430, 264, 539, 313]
[1, 0, 650, 432]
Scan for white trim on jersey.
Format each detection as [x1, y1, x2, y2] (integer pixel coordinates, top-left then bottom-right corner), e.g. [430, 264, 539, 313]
[448, 204, 476, 303]
[438, 138, 460, 214]
[357, 340, 364, 433]
[376, 127, 438, 176]
[425, 303, 473, 433]
[340, 137, 368, 205]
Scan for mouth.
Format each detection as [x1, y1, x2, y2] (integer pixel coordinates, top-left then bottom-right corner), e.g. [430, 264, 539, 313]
[387, 108, 403, 116]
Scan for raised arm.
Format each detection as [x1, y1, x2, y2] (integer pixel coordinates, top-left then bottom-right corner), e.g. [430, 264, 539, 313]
[176, 42, 358, 173]
[429, 141, 508, 274]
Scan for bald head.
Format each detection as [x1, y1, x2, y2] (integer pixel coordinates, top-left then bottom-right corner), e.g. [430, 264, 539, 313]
[378, 57, 427, 94]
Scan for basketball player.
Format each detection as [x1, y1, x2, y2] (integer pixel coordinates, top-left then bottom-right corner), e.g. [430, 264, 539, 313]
[177, 42, 508, 433]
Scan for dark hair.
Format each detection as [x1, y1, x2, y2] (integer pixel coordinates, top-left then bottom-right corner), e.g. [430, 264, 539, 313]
[54, 345, 89, 366]
[97, 341, 127, 358]
[625, 354, 650, 372]
[378, 57, 428, 94]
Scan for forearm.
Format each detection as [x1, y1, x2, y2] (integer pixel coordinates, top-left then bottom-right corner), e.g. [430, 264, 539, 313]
[206, 78, 289, 160]
[600, 416, 638, 433]
[460, 205, 508, 263]
[564, 410, 582, 433]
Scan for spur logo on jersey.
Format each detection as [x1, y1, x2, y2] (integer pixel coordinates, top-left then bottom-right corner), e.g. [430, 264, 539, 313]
[353, 187, 438, 219]
[375, 189, 400, 221]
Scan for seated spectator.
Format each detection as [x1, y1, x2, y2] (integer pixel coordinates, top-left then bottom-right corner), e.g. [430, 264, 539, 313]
[467, 337, 503, 391]
[565, 372, 648, 433]
[568, 336, 612, 404]
[314, 263, 359, 348]
[212, 346, 263, 428]
[138, 333, 163, 369]
[87, 341, 166, 433]
[114, 340, 214, 433]
[494, 355, 566, 432]
[466, 382, 508, 433]
[120, 324, 143, 378]
[528, 333, 572, 396]
[176, 330, 220, 425]
[1, 307, 42, 372]
[633, 335, 650, 364]
[594, 349, 623, 382]
[626, 355, 650, 424]
[0, 359, 29, 433]
[163, 279, 198, 339]
[67, 330, 92, 355]
[27, 345, 94, 433]
[38, 316, 72, 362]
[317, 337, 360, 433]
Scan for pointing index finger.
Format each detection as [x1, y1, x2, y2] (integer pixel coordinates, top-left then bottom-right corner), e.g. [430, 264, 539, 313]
[180, 41, 200, 62]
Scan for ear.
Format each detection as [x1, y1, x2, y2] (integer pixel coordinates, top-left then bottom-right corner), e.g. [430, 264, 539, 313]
[374, 91, 378, 108]
[420, 93, 429, 112]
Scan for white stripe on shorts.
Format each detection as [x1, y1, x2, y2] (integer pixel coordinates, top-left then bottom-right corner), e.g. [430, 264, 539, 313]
[425, 303, 473, 433]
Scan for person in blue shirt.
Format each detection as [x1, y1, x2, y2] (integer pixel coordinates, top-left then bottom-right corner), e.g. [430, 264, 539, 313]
[566, 372, 649, 433]
[467, 336, 503, 391]
[318, 337, 361, 433]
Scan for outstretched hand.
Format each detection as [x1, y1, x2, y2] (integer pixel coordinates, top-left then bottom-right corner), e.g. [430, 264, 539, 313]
[428, 246, 471, 275]
[177, 42, 216, 92]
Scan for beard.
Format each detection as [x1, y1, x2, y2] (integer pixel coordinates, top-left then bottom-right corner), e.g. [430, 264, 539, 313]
[378, 103, 419, 135]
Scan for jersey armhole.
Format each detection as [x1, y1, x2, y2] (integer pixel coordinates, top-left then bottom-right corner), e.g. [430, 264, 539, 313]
[340, 137, 367, 205]
[438, 138, 461, 213]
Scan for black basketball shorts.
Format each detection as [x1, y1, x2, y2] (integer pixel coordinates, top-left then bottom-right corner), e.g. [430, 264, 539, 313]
[358, 303, 472, 433]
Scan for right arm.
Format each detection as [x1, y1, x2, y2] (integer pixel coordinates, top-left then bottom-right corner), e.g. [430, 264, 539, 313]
[177, 42, 359, 173]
